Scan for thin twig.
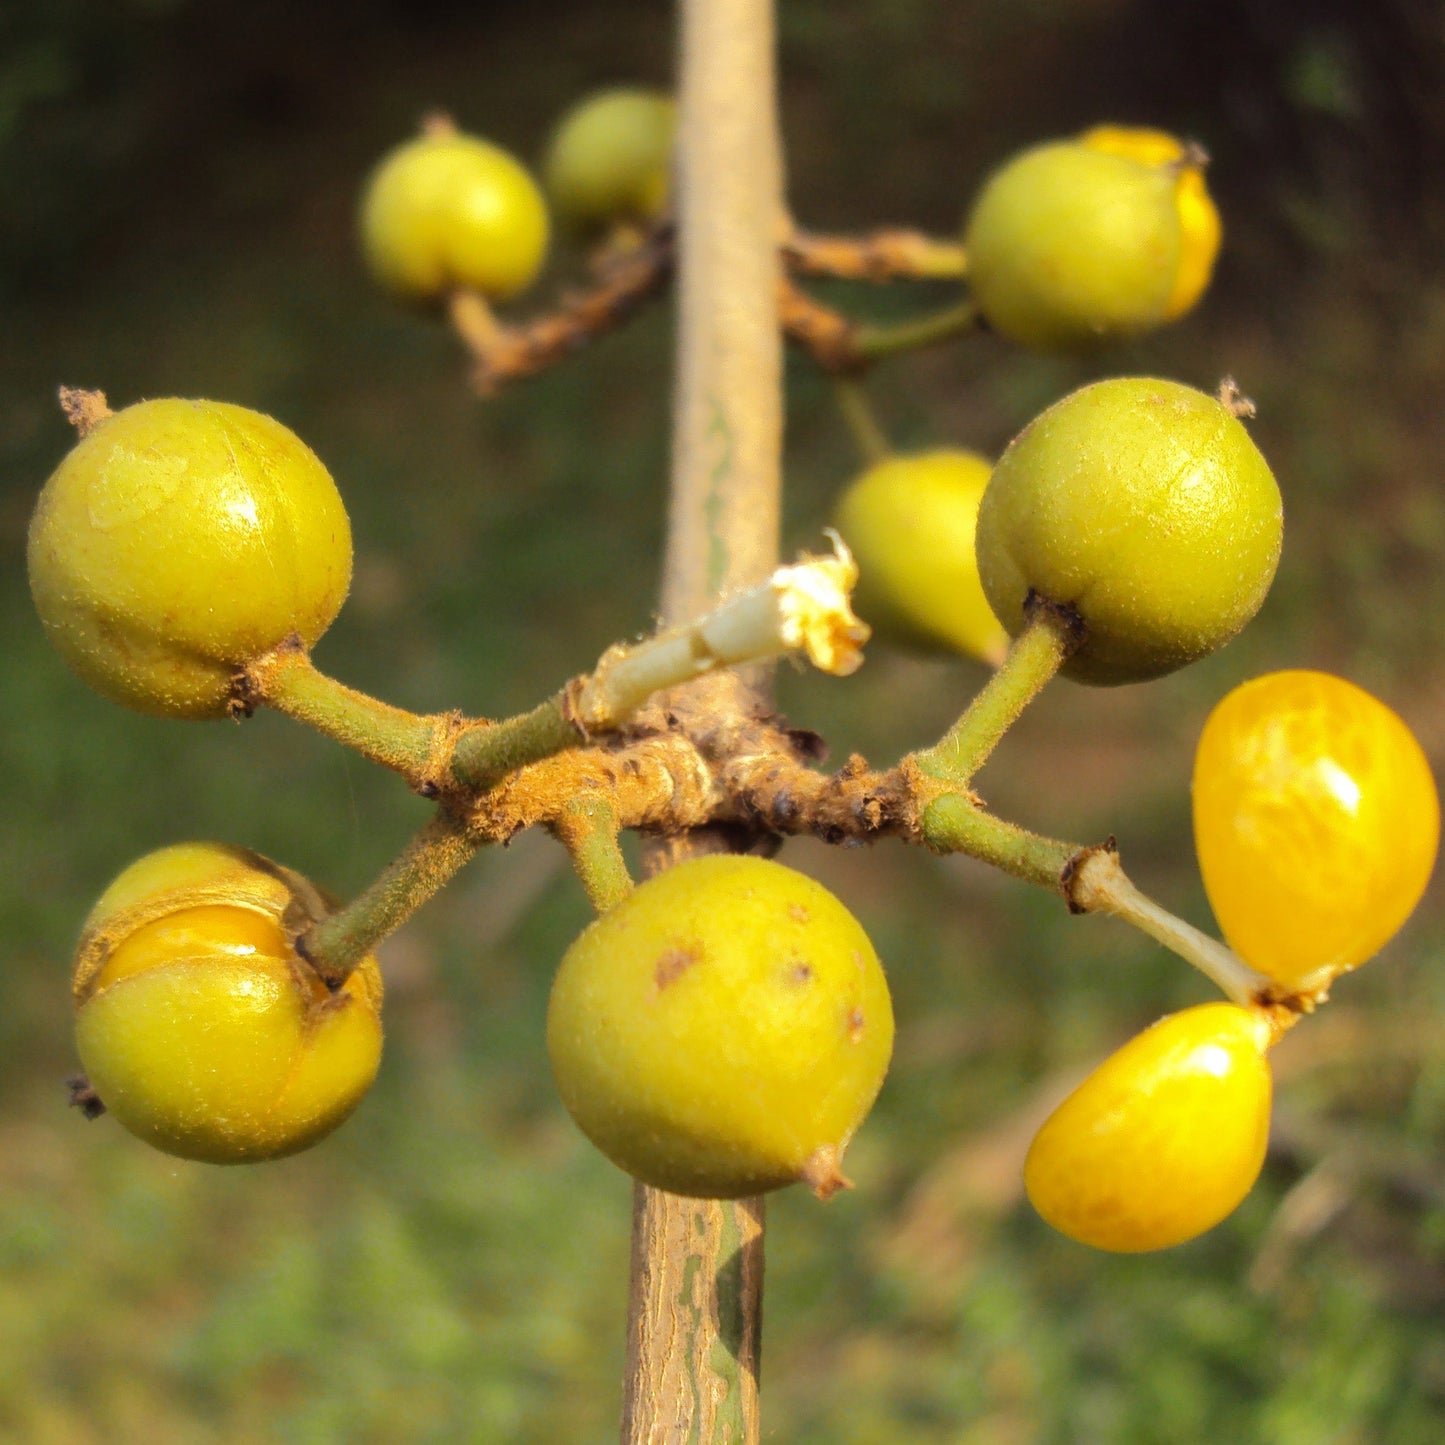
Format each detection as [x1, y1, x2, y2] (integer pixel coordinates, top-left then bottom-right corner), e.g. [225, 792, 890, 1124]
[451, 226, 675, 394]
[784, 225, 968, 282]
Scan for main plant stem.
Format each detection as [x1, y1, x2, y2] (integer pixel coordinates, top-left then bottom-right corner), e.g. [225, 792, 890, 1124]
[620, 1, 782, 1441]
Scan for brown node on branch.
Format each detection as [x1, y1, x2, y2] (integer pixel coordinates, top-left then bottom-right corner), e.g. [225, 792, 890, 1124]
[1060, 835, 1119, 915]
[452, 225, 676, 394]
[229, 633, 309, 721]
[777, 277, 866, 374]
[58, 386, 112, 437]
[455, 700, 924, 857]
[783, 225, 968, 283]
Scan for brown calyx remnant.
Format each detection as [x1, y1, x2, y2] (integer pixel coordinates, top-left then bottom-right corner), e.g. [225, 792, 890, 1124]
[1216, 375, 1257, 419]
[799, 1144, 852, 1201]
[67, 1075, 106, 1119]
[58, 386, 113, 437]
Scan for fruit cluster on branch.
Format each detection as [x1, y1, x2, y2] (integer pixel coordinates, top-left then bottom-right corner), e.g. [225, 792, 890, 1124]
[28, 93, 1439, 1267]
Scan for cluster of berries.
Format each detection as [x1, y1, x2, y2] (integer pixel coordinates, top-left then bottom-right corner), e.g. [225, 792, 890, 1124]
[26, 102, 1436, 1261]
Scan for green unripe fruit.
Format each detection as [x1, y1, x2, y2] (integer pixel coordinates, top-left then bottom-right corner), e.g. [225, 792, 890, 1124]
[975, 378, 1282, 685]
[964, 128, 1221, 351]
[73, 842, 383, 1164]
[360, 130, 549, 302]
[544, 89, 676, 235]
[834, 449, 1008, 665]
[547, 855, 893, 1199]
[28, 399, 353, 719]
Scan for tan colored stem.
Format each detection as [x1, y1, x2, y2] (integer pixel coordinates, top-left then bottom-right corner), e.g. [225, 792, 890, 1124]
[620, 2, 783, 1441]
[784, 225, 969, 282]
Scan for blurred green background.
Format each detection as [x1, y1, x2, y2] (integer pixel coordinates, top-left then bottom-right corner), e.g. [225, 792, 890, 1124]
[3, 1, 1444, 1440]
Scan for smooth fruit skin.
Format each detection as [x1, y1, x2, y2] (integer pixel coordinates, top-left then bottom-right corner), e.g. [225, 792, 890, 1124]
[963, 127, 1220, 351]
[975, 377, 1282, 685]
[1025, 1003, 1274, 1253]
[544, 89, 676, 235]
[73, 843, 383, 1164]
[546, 855, 894, 1198]
[360, 131, 549, 301]
[834, 449, 1008, 665]
[28, 399, 352, 719]
[1194, 671, 1440, 992]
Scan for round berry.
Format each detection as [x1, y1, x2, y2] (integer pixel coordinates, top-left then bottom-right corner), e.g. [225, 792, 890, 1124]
[546, 855, 893, 1199]
[360, 129, 549, 302]
[975, 377, 1282, 684]
[833, 449, 1008, 665]
[1025, 1003, 1274, 1252]
[544, 89, 676, 236]
[1194, 670, 1439, 993]
[28, 398, 353, 719]
[72, 842, 383, 1164]
[964, 126, 1221, 351]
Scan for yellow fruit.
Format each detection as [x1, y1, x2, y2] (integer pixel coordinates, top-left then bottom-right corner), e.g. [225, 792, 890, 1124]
[73, 843, 383, 1163]
[1025, 1003, 1274, 1252]
[28, 399, 352, 719]
[544, 88, 676, 235]
[547, 855, 893, 1198]
[834, 449, 1008, 664]
[1078, 126, 1221, 320]
[964, 125, 1221, 351]
[975, 377, 1282, 684]
[359, 130, 549, 302]
[1194, 670, 1440, 992]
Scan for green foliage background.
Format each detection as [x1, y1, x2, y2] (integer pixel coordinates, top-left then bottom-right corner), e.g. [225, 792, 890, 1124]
[2, 2, 1443, 1440]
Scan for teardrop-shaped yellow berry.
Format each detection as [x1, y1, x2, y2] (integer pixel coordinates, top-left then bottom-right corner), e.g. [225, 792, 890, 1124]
[1193, 670, 1440, 992]
[1024, 1003, 1274, 1252]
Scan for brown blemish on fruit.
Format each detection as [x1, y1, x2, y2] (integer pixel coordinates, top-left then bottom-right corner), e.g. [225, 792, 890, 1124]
[654, 946, 700, 990]
[788, 903, 809, 924]
[787, 961, 814, 985]
[847, 1007, 865, 1042]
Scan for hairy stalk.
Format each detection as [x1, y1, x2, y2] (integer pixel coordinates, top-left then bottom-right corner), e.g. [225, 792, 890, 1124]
[580, 544, 867, 731]
[244, 643, 450, 780]
[919, 791, 1078, 889]
[554, 797, 635, 914]
[911, 602, 1078, 787]
[296, 810, 481, 988]
[449, 698, 583, 792]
